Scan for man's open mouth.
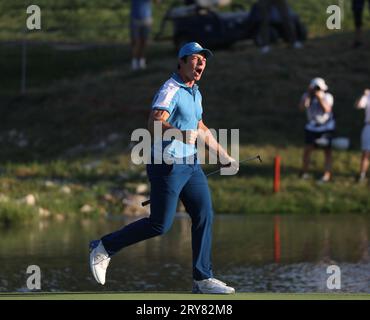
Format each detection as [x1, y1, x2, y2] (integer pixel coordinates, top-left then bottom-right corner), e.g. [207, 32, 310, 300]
[195, 68, 203, 76]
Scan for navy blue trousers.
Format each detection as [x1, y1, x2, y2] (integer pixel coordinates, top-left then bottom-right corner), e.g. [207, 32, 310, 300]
[101, 161, 214, 280]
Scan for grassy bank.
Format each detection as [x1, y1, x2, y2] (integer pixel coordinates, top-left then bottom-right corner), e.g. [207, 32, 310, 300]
[1, 0, 370, 42]
[1, 29, 370, 224]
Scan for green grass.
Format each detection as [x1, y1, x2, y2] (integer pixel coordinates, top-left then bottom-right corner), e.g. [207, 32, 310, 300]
[1, 0, 370, 42]
[1, 10, 370, 223]
[0, 201, 38, 225]
[0, 292, 369, 300]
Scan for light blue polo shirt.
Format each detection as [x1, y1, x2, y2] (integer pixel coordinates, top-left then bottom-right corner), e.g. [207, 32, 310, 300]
[151, 73, 203, 160]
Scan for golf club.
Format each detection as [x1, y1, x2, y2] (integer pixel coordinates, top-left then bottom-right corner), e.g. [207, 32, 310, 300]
[141, 155, 262, 207]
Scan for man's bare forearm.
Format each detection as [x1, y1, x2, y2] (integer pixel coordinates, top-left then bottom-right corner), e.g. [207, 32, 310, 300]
[147, 110, 183, 138]
[148, 110, 196, 143]
[148, 119, 176, 134]
[148, 110, 171, 133]
[198, 123, 230, 162]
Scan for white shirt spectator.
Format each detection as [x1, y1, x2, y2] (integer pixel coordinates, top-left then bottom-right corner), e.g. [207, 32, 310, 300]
[357, 93, 370, 123]
[302, 92, 335, 132]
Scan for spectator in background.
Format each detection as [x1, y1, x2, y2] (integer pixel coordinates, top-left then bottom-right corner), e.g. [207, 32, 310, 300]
[257, 0, 302, 54]
[130, 0, 158, 70]
[352, 0, 369, 48]
[354, 89, 370, 182]
[299, 78, 335, 183]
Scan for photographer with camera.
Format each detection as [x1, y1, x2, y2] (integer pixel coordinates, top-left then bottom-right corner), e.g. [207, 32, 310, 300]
[299, 77, 335, 183]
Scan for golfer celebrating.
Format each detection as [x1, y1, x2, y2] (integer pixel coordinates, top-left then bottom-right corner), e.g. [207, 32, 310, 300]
[90, 42, 238, 294]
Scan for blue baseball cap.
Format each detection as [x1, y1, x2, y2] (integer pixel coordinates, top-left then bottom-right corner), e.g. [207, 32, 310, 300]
[178, 42, 213, 59]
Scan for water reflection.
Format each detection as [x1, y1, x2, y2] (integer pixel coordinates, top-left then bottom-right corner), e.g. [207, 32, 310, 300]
[0, 214, 369, 293]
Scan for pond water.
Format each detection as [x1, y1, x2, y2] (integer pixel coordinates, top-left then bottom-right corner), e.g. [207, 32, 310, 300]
[0, 214, 369, 293]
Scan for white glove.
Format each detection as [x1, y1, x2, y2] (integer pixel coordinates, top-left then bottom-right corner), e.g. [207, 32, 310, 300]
[229, 158, 240, 173]
[220, 156, 239, 176]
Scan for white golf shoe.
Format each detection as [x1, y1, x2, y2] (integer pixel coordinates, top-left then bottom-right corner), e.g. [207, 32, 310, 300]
[192, 278, 235, 294]
[89, 240, 111, 285]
